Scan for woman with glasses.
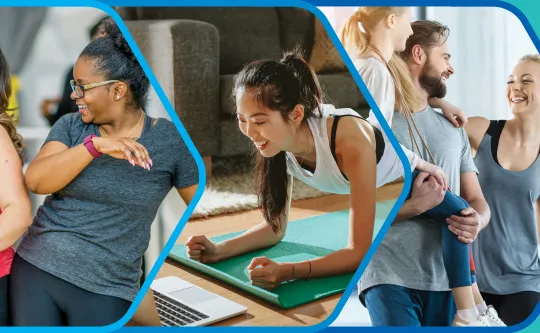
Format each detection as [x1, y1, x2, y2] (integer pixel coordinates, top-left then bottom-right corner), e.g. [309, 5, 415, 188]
[10, 19, 199, 326]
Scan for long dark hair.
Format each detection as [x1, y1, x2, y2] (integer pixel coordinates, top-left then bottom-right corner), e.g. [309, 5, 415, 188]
[80, 18, 149, 110]
[233, 50, 324, 234]
[0, 48, 23, 163]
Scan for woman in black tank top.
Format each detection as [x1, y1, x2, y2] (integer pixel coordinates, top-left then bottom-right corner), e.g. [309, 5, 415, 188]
[465, 54, 540, 326]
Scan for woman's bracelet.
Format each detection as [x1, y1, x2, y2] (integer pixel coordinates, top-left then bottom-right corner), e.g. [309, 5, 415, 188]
[291, 261, 312, 281]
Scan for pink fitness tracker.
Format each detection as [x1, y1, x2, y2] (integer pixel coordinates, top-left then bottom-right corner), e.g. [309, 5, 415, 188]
[83, 134, 103, 158]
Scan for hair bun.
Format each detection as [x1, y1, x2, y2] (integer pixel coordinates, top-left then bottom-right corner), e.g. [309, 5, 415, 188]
[280, 49, 308, 66]
[102, 18, 137, 63]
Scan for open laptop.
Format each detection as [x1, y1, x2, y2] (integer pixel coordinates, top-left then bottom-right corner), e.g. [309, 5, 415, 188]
[150, 276, 247, 327]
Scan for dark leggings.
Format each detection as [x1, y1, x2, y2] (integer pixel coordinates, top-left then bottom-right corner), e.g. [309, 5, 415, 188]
[410, 170, 476, 288]
[0, 275, 8, 326]
[9, 254, 132, 326]
[481, 291, 540, 326]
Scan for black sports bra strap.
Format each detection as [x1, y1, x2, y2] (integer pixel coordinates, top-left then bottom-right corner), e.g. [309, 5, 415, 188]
[487, 120, 506, 137]
[330, 115, 341, 164]
[487, 120, 506, 166]
[329, 114, 385, 181]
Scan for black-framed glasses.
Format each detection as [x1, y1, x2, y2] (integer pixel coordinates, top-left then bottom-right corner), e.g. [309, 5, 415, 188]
[70, 79, 121, 98]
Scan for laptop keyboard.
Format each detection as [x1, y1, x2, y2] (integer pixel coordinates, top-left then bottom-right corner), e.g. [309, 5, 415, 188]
[152, 290, 210, 326]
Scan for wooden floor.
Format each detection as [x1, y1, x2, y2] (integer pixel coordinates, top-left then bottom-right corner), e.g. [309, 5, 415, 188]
[133, 181, 404, 327]
[183, 180, 404, 239]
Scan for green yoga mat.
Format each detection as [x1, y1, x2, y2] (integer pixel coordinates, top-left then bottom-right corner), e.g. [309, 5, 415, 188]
[168, 200, 396, 309]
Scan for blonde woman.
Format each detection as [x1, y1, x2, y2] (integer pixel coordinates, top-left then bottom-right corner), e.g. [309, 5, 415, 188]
[466, 54, 540, 326]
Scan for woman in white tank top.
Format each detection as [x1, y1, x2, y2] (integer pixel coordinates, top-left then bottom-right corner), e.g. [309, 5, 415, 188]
[185, 50, 390, 290]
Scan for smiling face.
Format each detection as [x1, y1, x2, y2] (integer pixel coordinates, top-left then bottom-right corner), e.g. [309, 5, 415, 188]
[418, 39, 454, 98]
[71, 56, 121, 124]
[507, 59, 540, 115]
[236, 89, 299, 158]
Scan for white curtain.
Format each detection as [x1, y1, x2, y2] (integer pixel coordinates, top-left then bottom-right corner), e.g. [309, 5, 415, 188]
[427, 7, 538, 120]
[317, 7, 359, 32]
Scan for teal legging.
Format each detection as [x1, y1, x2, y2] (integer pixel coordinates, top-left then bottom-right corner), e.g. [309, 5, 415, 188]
[409, 170, 476, 288]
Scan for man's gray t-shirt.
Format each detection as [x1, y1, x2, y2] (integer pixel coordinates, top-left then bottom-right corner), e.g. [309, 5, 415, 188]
[359, 106, 478, 293]
[17, 112, 198, 302]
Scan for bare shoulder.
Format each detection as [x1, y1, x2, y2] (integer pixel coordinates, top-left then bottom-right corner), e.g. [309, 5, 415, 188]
[326, 116, 375, 157]
[0, 125, 21, 168]
[0, 125, 15, 149]
[465, 116, 490, 151]
[466, 117, 490, 134]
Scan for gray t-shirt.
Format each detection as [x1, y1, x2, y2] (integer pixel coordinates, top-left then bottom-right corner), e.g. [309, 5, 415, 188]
[17, 112, 198, 302]
[359, 106, 478, 293]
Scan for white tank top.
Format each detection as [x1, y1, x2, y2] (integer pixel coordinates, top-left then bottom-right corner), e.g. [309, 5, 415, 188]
[286, 104, 401, 193]
[354, 57, 418, 181]
[285, 104, 366, 194]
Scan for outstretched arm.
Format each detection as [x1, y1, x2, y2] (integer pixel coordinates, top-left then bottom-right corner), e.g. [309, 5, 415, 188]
[0, 127, 32, 251]
[295, 119, 377, 277]
[185, 174, 293, 264]
[247, 118, 378, 289]
[464, 117, 490, 157]
[429, 98, 468, 128]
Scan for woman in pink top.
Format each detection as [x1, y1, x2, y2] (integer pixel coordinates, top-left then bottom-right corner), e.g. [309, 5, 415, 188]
[0, 48, 32, 325]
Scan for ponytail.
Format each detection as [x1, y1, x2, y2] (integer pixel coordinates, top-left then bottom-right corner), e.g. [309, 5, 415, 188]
[233, 49, 323, 233]
[339, 11, 368, 57]
[280, 50, 323, 117]
[388, 55, 423, 112]
[255, 151, 289, 234]
[340, 7, 423, 112]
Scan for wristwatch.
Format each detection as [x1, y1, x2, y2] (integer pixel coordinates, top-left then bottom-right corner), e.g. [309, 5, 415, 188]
[83, 134, 103, 158]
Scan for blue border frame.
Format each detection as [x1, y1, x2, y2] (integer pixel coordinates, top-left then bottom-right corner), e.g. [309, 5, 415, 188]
[2, 0, 540, 332]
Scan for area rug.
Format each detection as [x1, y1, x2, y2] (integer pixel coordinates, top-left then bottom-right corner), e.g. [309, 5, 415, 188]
[190, 156, 329, 219]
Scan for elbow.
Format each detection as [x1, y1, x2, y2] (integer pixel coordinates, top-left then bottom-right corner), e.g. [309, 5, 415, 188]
[351, 253, 365, 270]
[273, 230, 285, 245]
[24, 174, 42, 194]
[24, 166, 40, 193]
[345, 245, 369, 270]
[24, 172, 51, 195]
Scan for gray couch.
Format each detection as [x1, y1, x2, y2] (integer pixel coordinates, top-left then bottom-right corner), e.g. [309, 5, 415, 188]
[116, 7, 369, 173]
